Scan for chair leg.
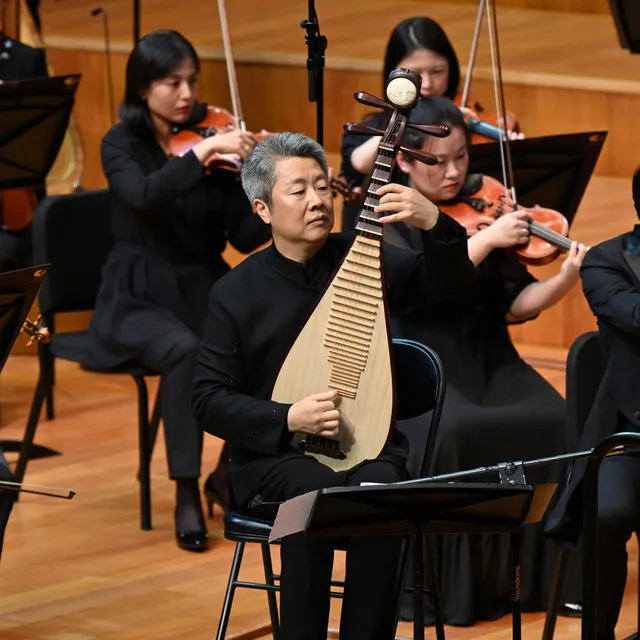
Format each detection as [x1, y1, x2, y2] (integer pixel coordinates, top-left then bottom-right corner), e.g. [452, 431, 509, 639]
[136, 384, 161, 483]
[424, 534, 446, 640]
[148, 385, 162, 457]
[260, 542, 281, 640]
[39, 344, 55, 421]
[542, 547, 569, 640]
[412, 530, 426, 640]
[13, 374, 48, 485]
[216, 541, 246, 640]
[132, 376, 152, 531]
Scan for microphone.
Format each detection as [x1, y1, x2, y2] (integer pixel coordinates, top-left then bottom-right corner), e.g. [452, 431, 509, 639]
[90, 6, 115, 126]
[247, 495, 283, 509]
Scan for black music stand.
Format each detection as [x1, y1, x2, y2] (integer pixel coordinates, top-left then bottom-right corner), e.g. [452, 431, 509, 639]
[0, 266, 58, 470]
[270, 479, 556, 640]
[0, 74, 80, 198]
[468, 131, 607, 226]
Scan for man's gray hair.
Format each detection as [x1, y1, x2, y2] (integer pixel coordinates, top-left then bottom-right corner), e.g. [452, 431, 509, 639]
[241, 132, 329, 205]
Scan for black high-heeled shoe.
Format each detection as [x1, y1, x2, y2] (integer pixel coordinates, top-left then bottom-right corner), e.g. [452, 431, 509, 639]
[174, 493, 208, 552]
[204, 471, 230, 517]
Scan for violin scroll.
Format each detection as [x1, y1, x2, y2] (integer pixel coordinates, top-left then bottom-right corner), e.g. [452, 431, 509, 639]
[21, 315, 50, 347]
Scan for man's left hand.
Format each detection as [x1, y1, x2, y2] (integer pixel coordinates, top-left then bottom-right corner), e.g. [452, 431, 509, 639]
[373, 183, 439, 230]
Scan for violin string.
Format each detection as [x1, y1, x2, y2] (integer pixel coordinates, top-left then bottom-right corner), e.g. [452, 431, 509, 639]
[528, 220, 573, 250]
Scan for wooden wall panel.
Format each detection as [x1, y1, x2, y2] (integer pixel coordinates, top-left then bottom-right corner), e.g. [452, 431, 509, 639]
[44, 47, 640, 189]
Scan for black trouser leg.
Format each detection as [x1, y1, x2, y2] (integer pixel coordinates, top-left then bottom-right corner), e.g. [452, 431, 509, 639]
[253, 455, 407, 640]
[280, 534, 335, 640]
[594, 455, 640, 638]
[138, 330, 202, 478]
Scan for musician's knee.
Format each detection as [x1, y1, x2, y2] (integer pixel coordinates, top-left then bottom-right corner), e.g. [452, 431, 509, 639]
[597, 478, 638, 544]
[349, 460, 406, 487]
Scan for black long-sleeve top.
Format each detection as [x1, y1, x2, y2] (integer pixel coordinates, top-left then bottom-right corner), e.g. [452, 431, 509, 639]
[192, 214, 474, 507]
[84, 118, 271, 369]
[101, 122, 270, 264]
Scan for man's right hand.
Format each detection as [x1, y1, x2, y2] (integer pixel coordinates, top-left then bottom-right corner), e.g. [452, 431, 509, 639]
[287, 390, 341, 438]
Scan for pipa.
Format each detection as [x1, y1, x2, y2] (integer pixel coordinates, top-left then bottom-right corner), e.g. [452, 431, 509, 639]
[272, 69, 449, 471]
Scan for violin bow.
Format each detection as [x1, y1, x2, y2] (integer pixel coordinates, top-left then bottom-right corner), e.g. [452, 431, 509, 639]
[463, 0, 518, 208]
[0, 479, 76, 500]
[216, 0, 246, 131]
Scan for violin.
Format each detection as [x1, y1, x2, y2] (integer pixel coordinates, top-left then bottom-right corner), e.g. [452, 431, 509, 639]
[169, 104, 269, 174]
[439, 175, 574, 266]
[453, 92, 519, 145]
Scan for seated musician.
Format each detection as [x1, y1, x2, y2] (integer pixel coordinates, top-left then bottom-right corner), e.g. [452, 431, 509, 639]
[545, 167, 640, 640]
[385, 97, 589, 624]
[0, 31, 49, 272]
[191, 131, 474, 638]
[84, 29, 270, 552]
[340, 15, 522, 232]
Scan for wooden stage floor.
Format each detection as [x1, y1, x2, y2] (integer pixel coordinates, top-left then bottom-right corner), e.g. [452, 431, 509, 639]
[0, 353, 637, 639]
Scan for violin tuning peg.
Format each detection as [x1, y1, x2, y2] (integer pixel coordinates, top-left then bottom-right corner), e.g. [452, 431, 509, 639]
[354, 91, 393, 111]
[406, 123, 450, 138]
[344, 122, 385, 137]
[398, 145, 438, 166]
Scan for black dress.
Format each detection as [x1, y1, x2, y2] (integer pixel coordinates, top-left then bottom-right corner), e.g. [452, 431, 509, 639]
[384, 220, 572, 625]
[84, 119, 270, 478]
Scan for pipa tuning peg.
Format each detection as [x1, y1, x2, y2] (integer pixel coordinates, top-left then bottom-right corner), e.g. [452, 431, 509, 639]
[343, 122, 385, 137]
[354, 91, 393, 111]
[406, 123, 450, 138]
[398, 145, 439, 166]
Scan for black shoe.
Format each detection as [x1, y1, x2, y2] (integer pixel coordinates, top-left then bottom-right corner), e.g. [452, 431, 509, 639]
[204, 470, 230, 517]
[558, 602, 582, 618]
[175, 528, 209, 552]
[174, 490, 208, 552]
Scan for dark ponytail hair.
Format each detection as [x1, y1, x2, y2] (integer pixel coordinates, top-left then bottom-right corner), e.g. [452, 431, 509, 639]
[119, 29, 200, 135]
[402, 97, 467, 151]
[383, 17, 460, 99]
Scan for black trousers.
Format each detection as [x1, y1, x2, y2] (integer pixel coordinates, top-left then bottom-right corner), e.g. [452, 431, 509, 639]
[595, 454, 640, 638]
[138, 329, 202, 478]
[252, 455, 407, 640]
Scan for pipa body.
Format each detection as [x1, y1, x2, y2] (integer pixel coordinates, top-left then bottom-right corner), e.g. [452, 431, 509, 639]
[271, 234, 394, 471]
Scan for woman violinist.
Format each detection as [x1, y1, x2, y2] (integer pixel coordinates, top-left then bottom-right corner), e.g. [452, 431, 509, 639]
[379, 97, 587, 624]
[84, 30, 270, 552]
[340, 16, 522, 232]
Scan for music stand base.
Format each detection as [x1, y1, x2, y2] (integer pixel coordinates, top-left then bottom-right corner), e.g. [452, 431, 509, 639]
[0, 440, 60, 459]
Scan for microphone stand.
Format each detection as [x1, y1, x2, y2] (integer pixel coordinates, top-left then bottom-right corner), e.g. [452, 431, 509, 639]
[300, 0, 326, 145]
[133, 0, 140, 44]
[90, 7, 115, 126]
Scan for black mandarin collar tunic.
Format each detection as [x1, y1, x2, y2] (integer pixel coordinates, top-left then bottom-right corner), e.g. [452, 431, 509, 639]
[192, 215, 475, 507]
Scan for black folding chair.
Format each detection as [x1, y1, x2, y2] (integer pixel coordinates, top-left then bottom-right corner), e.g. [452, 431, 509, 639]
[214, 338, 447, 640]
[11, 190, 161, 530]
[542, 331, 611, 638]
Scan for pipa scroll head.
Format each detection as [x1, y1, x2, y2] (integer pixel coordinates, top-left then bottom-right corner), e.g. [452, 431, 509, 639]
[343, 68, 450, 166]
[385, 68, 421, 110]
